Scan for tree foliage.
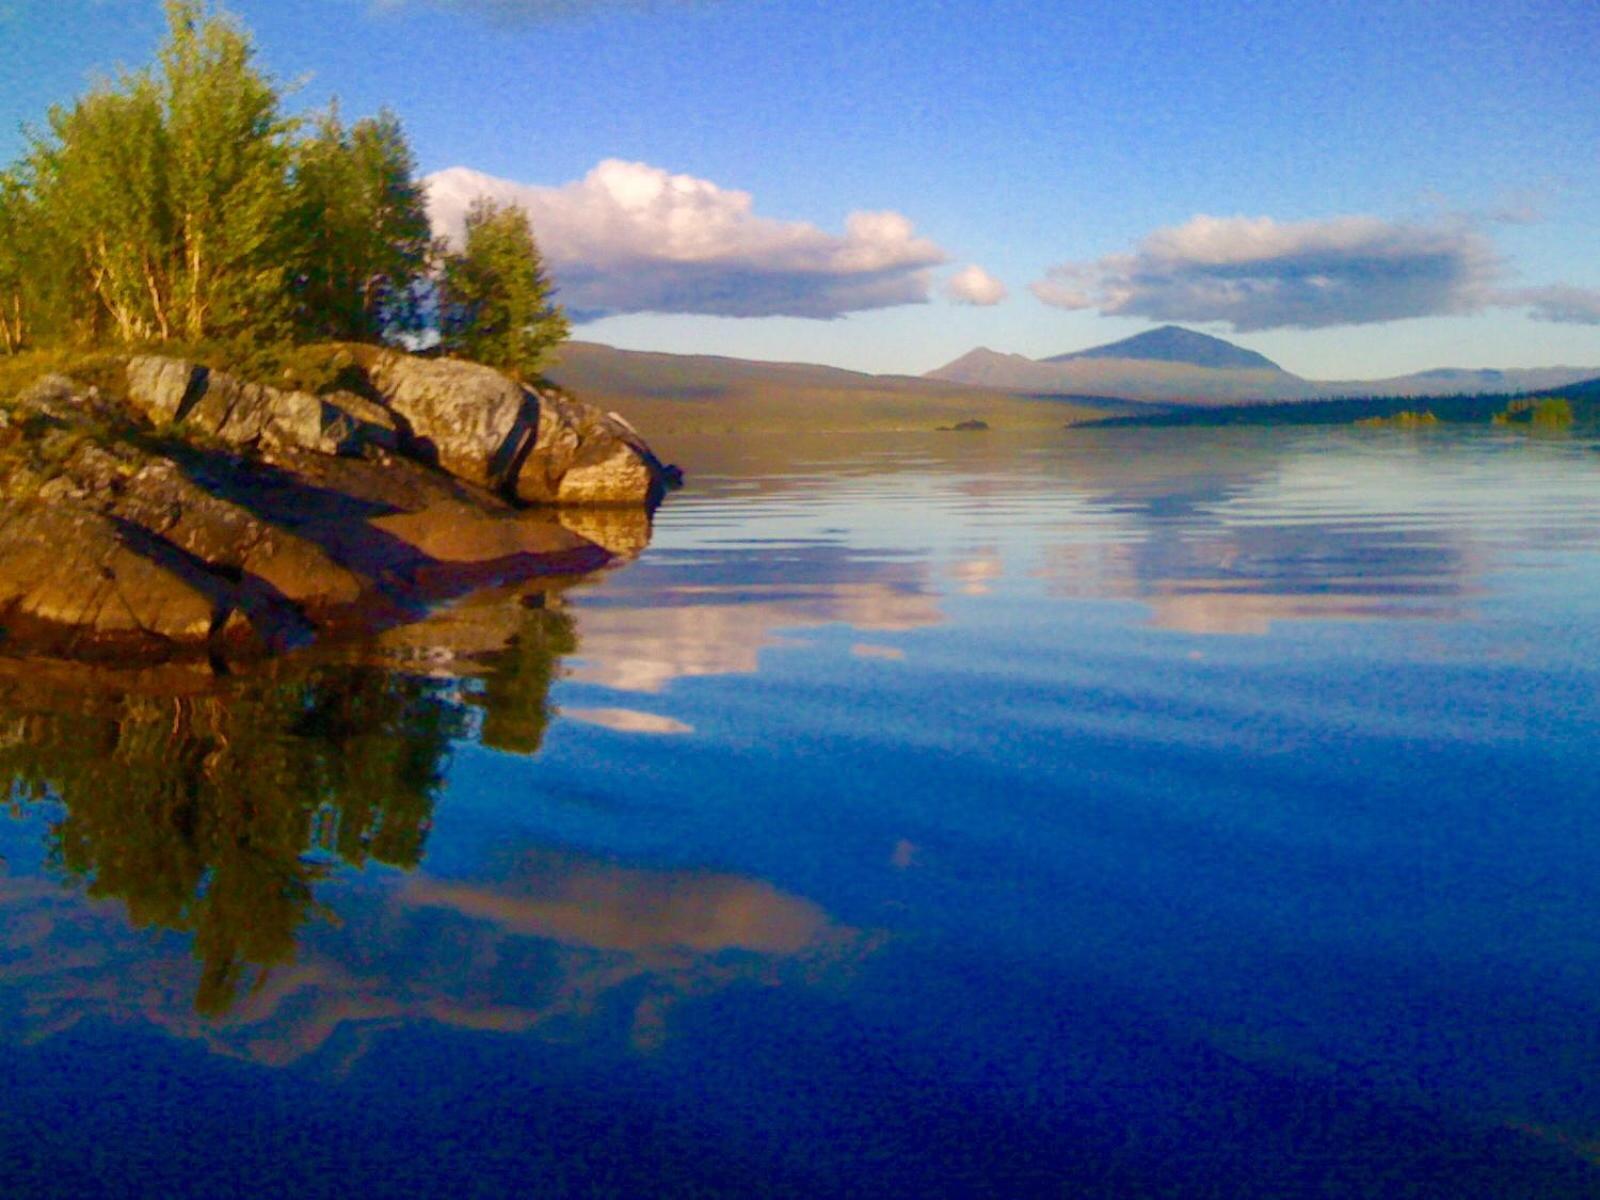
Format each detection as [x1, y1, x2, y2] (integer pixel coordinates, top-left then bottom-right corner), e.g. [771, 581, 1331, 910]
[159, 0, 298, 343]
[0, 0, 491, 360]
[437, 198, 571, 381]
[1493, 396, 1574, 428]
[290, 106, 433, 341]
[0, 170, 49, 353]
[19, 1, 298, 348]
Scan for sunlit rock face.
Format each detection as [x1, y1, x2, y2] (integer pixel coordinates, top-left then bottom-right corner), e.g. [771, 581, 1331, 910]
[352, 347, 674, 506]
[0, 351, 670, 662]
[125, 349, 677, 506]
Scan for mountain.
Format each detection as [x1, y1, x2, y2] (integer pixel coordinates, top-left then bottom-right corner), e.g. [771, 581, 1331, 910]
[544, 342, 1127, 452]
[925, 348, 1054, 390]
[1045, 325, 1280, 371]
[928, 327, 1600, 406]
[927, 328, 1306, 404]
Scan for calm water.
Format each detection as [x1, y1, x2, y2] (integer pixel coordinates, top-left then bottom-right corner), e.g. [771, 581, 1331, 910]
[3, 426, 1600, 1197]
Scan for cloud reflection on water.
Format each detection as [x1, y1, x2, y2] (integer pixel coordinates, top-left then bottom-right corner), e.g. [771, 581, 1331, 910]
[1018, 441, 1493, 635]
[568, 567, 942, 693]
[563, 707, 694, 734]
[0, 847, 871, 1067]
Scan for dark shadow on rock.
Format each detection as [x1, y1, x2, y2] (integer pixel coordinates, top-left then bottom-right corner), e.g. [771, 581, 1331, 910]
[150, 443, 434, 629]
[0, 359, 664, 666]
[106, 514, 318, 656]
[172, 364, 211, 425]
[487, 393, 541, 497]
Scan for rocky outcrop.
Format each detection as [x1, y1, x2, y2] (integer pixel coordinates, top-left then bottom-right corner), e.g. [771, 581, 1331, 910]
[125, 356, 400, 458]
[0, 502, 222, 656]
[350, 347, 676, 505]
[124, 348, 678, 506]
[0, 351, 672, 663]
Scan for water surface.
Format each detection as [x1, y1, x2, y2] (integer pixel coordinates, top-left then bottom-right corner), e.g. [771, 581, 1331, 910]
[3, 426, 1599, 1196]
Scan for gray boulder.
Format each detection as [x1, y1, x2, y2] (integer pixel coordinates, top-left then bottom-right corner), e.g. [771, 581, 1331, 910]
[353, 348, 671, 505]
[125, 357, 400, 457]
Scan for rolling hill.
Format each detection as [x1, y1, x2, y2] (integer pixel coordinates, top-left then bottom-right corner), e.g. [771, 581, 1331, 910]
[544, 342, 1127, 452]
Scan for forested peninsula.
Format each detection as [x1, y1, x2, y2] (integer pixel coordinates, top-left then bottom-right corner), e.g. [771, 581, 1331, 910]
[0, 1, 674, 664]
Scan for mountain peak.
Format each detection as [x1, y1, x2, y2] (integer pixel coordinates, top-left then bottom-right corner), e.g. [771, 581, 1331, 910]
[941, 346, 1030, 366]
[1045, 326, 1281, 371]
[924, 346, 1040, 382]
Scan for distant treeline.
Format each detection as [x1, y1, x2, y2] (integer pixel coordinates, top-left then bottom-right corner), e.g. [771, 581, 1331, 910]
[1081, 378, 1600, 430]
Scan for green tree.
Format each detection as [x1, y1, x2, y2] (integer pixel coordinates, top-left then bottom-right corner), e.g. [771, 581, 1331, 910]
[28, 73, 175, 343]
[289, 106, 433, 341]
[157, 0, 296, 344]
[20, 0, 294, 348]
[6, 1, 435, 357]
[1, 0, 532, 365]
[437, 197, 570, 380]
[1495, 396, 1574, 428]
[0, 171, 44, 352]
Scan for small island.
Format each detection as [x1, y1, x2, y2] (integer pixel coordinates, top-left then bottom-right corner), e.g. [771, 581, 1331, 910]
[0, 2, 675, 664]
[1354, 410, 1438, 429]
[1493, 397, 1574, 428]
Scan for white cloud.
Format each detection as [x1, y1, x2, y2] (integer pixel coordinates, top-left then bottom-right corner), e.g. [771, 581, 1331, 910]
[1513, 284, 1600, 326]
[943, 265, 1007, 306]
[1031, 214, 1501, 331]
[426, 160, 947, 320]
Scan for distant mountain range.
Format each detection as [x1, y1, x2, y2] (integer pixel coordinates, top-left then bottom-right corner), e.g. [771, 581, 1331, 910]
[544, 342, 1126, 449]
[542, 332, 1600, 445]
[927, 325, 1600, 405]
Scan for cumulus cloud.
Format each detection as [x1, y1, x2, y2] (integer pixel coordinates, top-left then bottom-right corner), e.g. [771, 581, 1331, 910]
[427, 160, 946, 320]
[943, 265, 1008, 306]
[1513, 284, 1600, 326]
[1031, 214, 1502, 332]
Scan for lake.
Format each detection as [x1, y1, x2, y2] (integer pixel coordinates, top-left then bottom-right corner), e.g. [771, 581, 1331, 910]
[2, 425, 1599, 1197]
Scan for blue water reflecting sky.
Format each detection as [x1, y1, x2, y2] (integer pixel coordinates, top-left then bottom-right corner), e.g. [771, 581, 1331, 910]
[3, 427, 1599, 1196]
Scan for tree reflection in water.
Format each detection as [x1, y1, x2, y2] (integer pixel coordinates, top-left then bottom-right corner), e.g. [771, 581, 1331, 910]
[0, 598, 579, 1017]
[473, 595, 579, 756]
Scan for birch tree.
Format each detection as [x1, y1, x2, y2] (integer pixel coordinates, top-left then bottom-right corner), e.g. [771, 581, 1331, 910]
[158, 0, 295, 343]
[437, 199, 570, 380]
[289, 107, 433, 341]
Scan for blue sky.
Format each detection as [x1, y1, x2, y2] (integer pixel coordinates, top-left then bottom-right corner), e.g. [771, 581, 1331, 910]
[2, 0, 1596, 377]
